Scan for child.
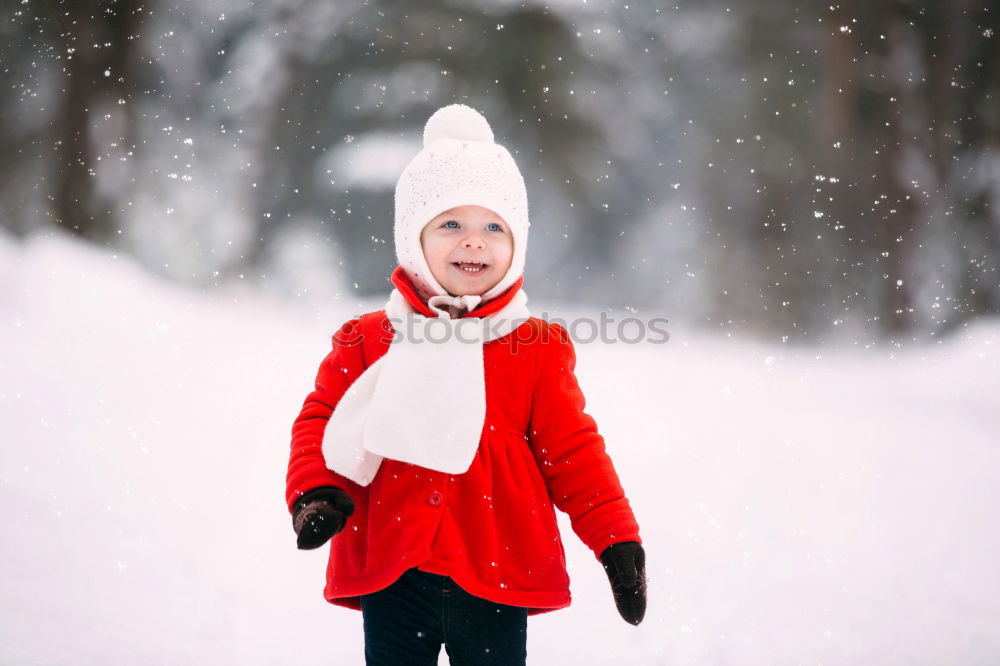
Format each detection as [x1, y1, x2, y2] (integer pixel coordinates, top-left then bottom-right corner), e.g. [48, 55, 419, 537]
[286, 104, 646, 666]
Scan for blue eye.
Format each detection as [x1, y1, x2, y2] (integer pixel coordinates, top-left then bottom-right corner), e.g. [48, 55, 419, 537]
[443, 220, 459, 229]
[486, 222, 502, 232]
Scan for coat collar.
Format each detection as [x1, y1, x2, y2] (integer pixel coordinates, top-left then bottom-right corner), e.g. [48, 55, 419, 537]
[389, 265, 524, 319]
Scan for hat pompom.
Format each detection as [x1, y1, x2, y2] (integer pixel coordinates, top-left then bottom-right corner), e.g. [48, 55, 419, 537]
[423, 104, 494, 148]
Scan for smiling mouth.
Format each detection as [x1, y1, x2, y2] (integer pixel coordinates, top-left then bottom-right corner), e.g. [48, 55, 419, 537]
[452, 261, 488, 274]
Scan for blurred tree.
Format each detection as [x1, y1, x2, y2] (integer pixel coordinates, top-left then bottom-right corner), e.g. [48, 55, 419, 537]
[848, 0, 1000, 337]
[40, 0, 146, 243]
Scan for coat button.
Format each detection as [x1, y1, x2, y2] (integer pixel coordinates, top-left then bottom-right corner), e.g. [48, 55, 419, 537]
[427, 491, 443, 507]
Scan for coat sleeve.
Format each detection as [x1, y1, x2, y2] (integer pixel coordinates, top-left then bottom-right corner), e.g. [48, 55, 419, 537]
[285, 318, 368, 514]
[527, 320, 642, 560]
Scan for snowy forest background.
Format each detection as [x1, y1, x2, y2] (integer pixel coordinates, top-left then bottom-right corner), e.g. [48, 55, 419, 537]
[3, 0, 998, 342]
[3, 1, 1000, 665]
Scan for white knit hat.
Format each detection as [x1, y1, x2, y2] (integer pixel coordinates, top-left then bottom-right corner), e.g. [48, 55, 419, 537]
[394, 104, 530, 302]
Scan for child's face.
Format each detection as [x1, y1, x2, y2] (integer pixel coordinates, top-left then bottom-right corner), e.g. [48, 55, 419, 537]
[419, 205, 514, 297]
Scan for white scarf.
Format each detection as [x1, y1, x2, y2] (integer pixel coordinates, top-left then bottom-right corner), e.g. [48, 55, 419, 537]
[321, 288, 532, 486]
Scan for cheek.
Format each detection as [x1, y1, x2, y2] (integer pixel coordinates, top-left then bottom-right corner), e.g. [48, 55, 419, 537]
[496, 237, 514, 267]
[421, 238, 450, 270]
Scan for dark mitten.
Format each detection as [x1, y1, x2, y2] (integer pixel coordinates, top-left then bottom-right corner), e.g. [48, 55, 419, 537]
[292, 486, 355, 550]
[599, 541, 647, 625]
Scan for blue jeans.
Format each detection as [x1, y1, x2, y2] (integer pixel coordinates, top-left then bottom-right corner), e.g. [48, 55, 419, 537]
[360, 568, 528, 666]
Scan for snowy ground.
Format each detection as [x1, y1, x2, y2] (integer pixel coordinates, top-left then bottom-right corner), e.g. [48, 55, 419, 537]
[2, 230, 999, 665]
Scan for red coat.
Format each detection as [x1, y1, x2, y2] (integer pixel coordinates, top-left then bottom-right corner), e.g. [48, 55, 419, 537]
[286, 267, 641, 615]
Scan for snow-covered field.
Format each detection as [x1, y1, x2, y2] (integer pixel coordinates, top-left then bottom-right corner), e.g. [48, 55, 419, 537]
[2, 231, 998, 665]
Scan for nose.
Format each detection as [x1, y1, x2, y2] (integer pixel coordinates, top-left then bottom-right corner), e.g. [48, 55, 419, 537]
[461, 233, 486, 250]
